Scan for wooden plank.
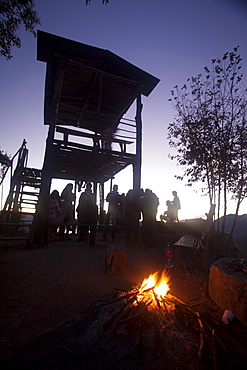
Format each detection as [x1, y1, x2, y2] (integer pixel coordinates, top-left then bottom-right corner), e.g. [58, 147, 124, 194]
[174, 234, 197, 248]
[56, 126, 133, 144]
[0, 223, 32, 227]
[0, 236, 30, 240]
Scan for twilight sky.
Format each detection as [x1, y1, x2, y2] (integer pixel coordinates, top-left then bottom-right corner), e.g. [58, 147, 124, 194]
[1, 0, 247, 219]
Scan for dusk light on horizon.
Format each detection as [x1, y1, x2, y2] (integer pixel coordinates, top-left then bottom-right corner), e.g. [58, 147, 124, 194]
[1, 0, 247, 220]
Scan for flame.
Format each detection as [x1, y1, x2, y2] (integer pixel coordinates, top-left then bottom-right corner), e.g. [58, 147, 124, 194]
[136, 270, 170, 308]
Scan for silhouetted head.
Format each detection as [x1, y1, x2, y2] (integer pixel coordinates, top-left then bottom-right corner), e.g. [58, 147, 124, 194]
[172, 191, 177, 196]
[64, 183, 73, 191]
[50, 190, 60, 199]
[85, 182, 92, 192]
[113, 184, 118, 192]
[61, 183, 73, 199]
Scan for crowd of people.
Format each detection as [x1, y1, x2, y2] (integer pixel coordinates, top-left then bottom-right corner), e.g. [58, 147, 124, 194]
[48, 182, 181, 246]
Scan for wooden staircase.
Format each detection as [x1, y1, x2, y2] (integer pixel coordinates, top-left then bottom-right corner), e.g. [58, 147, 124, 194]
[0, 141, 42, 244]
[1, 140, 42, 214]
[3, 167, 42, 213]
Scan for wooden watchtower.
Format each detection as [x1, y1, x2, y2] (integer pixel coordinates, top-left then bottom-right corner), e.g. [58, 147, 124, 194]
[33, 30, 160, 243]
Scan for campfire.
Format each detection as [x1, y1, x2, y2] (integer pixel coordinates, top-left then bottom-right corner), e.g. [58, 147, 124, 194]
[21, 269, 247, 369]
[76, 269, 242, 370]
[136, 270, 172, 309]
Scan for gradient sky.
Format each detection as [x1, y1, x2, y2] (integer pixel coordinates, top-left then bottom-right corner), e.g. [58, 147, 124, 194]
[1, 0, 247, 219]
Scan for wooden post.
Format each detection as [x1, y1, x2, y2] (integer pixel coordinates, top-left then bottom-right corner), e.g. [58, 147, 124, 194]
[133, 94, 143, 241]
[32, 124, 55, 244]
[33, 57, 65, 244]
[12, 144, 28, 212]
[106, 242, 127, 275]
[99, 182, 104, 224]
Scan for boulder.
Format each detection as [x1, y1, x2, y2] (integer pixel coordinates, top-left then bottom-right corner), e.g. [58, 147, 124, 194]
[208, 257, 247, 326]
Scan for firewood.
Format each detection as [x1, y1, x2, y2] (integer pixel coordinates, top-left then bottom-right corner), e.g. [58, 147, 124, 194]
[197, 331, 205, 360]
[173, 303, 187, 330]
[152, 289, 161, 309]
[118, 311, 141, 324]
[196, 312, 206, 360]
[91, 283, 242, 369]
[96, 291, 138, 308]
[202, 318, 234, 367]
[161, 297, 174, 320]
[196, 312, 218, 369]
[102, 294, 137, 332]
[154, 313, 161, 356]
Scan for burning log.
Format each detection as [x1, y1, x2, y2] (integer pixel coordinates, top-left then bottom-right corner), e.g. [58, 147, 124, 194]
[93, 270, 201, 367]
[8, 267, 246, 369]
[72, 268, 244, 369]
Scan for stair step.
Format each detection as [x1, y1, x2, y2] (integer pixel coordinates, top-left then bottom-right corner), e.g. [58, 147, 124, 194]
[21, 191, 39, 197]
[4, 166, 41, 212]
[21, 201, 38, 205]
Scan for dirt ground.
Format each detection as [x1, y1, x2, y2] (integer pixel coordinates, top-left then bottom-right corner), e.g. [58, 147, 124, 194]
[0, 229, 246, 369]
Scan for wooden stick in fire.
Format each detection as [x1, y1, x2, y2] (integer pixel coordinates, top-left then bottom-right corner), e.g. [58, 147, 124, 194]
[196, 312, 217, 369]
[196, 312, 206, 360]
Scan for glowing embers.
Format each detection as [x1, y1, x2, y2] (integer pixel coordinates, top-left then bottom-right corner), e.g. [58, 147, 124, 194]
[134, 270, 175, 311]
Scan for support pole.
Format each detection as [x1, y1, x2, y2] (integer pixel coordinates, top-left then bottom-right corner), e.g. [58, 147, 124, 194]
[33, 57, 65, 244]
[32, 124, 55, 243]
[99, 182, 105, 224]
[133, 94, 143, 241]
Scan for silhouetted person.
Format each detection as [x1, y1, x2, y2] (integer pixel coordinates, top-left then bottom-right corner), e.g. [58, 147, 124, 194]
[140, 189, 159, 247]
[171, 191, 181, 221]
[76, 182, 97, 245]
[49, 189, 75, 222]
[61, 183, 76, 238]
[101, 184, 124, 241]
[61, 183, 76, 223]
[123, 189, 134, 241]
[163, 200, 176, 223]
[49, 190, 74, 240]
[49, 190, 63, 225]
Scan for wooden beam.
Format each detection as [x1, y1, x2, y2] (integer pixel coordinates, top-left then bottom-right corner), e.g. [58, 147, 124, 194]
[49, 58, 66, 125]
[56, 126, 133, 145]
[133, 94, 143, 241]
[67, 58, 142, 88]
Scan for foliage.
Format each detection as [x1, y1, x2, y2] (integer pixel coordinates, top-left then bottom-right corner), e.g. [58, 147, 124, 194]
[0, 0, 40, 59]
[0, 150, 11, 180]
[168, 47, 247, 241]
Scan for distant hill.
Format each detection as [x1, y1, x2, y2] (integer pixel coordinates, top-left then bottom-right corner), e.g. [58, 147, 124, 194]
[215, 214, 247, 257]
[215, 214, 247, 239]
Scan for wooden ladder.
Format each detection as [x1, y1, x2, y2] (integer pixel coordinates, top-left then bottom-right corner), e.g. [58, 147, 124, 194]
[3, 167, 42, 213]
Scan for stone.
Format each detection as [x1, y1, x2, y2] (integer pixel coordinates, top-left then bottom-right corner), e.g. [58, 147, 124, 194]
[208, 257, 247, 326]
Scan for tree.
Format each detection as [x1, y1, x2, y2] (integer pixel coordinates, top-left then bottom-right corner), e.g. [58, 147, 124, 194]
[0, 149, 11, 182]
[168, 47, 247, 249]
[0, 0, 40, 59]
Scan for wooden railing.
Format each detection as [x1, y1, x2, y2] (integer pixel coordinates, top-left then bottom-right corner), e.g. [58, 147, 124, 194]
[55, 126, 134, 153]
